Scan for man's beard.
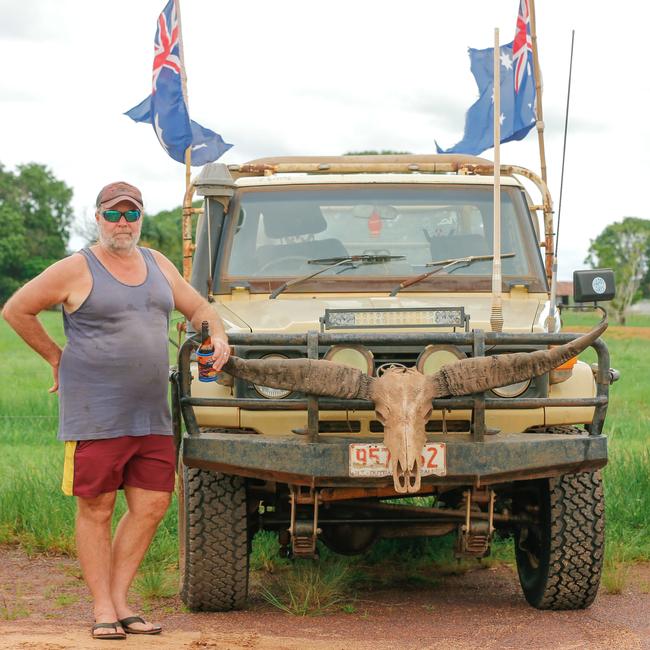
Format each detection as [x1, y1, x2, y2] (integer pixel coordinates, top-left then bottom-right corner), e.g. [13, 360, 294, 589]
[99, 229, 140, 253]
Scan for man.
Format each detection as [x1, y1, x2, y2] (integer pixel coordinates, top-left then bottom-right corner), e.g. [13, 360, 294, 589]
[2, 181, 230, 639]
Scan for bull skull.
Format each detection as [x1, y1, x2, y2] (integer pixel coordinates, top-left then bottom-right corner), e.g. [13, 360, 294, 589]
[222, 321, 606, 493]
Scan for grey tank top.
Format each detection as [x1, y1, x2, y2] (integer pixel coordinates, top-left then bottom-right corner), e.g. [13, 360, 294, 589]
[57, 247, 174, 441]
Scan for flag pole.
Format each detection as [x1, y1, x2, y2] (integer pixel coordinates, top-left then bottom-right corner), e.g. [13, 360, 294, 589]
[528, 0, 554, 287]
[176, 0, 194, 281]
[528, 0, 547, 186]
[182, 145, 194, 282]
[175, 0, 189, 112]
[490, 28, 503, 333]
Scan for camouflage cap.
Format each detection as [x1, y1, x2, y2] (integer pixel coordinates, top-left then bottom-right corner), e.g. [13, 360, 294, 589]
[96, 181, 144, 211]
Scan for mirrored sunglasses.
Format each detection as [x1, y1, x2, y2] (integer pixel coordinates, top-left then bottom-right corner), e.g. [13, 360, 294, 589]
[102, 209, 142, 223]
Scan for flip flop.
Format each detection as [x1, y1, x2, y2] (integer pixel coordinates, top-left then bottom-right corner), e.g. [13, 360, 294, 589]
[118, 615, 162, 635]
[91, 622, 126, 640]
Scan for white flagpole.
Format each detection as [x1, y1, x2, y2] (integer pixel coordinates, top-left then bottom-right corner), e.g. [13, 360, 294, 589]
[490, 28, 504, 333]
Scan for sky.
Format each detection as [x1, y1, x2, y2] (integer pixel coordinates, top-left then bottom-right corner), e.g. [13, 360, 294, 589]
[1, 0, 646, 280]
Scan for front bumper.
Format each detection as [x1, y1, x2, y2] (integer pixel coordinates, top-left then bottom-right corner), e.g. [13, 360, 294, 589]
[182, 431, 608, 487]
[174, 328, 611, 488]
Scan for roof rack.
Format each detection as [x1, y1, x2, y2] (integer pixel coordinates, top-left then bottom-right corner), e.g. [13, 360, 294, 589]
[224, 153, 554, 283]
[227, 154, 506, 179]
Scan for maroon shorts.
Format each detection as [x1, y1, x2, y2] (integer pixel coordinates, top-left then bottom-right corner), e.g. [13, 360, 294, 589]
[62, 435, 176, 498]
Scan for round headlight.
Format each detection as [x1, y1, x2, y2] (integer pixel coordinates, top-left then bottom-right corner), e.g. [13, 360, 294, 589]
[253, 353, 292, 399]
[491, 379, 531, 398]
[323, 345, 374, 375]
[416, 345, 466, 375]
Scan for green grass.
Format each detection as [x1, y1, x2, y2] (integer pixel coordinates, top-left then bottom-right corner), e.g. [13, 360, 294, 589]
[134, 566, 178, 600]
[0, 310, 649, 609]
[261, 559, 354, 616]
[54, 593, 79, 607]
[0, 311, 180, 567]
[560, 309, 650, 328]
[0, 594, 29, 621]
[564, 313, 650, 559]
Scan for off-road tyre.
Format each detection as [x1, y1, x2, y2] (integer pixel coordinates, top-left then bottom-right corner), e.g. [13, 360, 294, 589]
[179, 465, 249, 611]
[514, 469, 604, 610]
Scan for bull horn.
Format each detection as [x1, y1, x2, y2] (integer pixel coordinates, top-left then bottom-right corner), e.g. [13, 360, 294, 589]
[429, 320, 607, 396]
[223, 356, 374, 399]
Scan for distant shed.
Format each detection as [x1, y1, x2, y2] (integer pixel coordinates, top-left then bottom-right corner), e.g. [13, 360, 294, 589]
[556, 281, 573, 306]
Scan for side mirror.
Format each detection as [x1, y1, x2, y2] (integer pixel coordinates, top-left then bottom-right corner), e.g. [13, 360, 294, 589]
[573, 269, 616, 302]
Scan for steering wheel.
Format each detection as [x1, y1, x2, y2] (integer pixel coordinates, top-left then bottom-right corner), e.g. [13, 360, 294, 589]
[258, 256, 311, 274]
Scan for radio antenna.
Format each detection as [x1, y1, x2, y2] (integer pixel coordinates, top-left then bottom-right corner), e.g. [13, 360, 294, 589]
[546, 29, 575, 332]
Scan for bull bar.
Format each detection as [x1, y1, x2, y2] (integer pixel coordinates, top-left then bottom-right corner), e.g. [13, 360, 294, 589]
[172, 329, 611, 486]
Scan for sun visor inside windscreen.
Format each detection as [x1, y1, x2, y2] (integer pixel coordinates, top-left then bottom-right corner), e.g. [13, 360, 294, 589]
[261, 202, 327, 238]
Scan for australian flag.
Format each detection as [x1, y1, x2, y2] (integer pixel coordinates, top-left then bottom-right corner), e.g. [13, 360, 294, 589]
[436, 0, 536, 155]
[126, 0, 232, 165]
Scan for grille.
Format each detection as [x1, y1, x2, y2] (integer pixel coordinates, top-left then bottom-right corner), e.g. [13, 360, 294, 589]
[318, 421, 361, 433]
[369, 420, 471, 433]
[371, 349, 420, 369]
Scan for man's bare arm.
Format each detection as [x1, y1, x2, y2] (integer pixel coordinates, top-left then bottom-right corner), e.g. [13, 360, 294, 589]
[151, 251, 230, 370]
[1, 256, 83, 391]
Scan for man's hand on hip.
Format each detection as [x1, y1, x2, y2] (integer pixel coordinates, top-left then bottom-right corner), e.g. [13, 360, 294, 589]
[49, 362, 60, 393]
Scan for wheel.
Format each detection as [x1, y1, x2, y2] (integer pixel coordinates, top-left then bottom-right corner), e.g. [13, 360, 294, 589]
[258, 256, 310, 274]
[179, 463, 250, 611]
[513, 470, 605, 610]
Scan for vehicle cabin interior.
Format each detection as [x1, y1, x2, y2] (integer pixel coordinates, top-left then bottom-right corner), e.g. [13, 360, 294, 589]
[224, 186, 544, 283]
[254, 202, 349, 273]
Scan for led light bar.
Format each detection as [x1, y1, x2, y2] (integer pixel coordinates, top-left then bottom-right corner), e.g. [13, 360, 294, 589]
[322, 307, 466, 330]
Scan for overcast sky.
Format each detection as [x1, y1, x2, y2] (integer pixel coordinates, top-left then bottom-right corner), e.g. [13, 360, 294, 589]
[1, 0, 646, 279]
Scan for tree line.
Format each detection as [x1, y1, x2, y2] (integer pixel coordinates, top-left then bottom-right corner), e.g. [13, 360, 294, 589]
[0, 163, 73, 303]
[586, 218, 650, 325]
[1, 161, 649, 324]
[0, 163, 187, 304]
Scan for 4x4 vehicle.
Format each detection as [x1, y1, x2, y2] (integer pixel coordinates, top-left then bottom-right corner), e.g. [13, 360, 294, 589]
[171, 154, 616, 612]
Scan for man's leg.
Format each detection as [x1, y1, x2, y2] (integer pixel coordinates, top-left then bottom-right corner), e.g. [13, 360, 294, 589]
[76, 491, 121, 636]
[110, 485, 171, 631]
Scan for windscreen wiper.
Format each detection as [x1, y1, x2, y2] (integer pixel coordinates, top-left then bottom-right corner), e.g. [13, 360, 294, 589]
[270, 254, 406, 299]
[389, 253, 515, 297]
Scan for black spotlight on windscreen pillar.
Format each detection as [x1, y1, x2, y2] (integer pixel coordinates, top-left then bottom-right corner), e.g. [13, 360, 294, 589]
[572, 269, 616, 303]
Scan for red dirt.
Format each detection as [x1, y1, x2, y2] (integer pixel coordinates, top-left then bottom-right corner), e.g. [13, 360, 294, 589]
[0, 546, 649, 649]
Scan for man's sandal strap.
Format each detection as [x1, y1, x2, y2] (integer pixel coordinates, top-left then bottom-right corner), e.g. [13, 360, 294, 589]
[91, 622, 126, 640]
[119, 616, 162, 635]
[93, 623, 121, 630]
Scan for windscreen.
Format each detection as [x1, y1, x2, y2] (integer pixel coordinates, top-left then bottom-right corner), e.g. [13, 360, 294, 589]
[225, 185, 545, 288]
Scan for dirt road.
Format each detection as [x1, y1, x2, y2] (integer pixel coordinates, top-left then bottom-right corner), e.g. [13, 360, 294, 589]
[1, 546, 648, 650]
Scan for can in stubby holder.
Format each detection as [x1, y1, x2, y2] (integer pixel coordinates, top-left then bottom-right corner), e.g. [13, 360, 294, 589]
[197, 348, 218, 382]
[197, 320, 218, 382]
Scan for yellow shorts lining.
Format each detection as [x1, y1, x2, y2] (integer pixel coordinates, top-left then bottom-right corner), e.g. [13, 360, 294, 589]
[61, 441, 77, 496]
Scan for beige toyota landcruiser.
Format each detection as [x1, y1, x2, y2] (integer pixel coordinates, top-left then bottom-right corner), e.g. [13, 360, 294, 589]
[170, 154, 616, 613]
